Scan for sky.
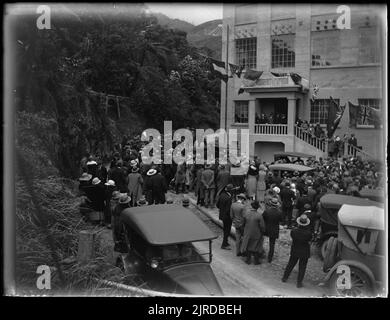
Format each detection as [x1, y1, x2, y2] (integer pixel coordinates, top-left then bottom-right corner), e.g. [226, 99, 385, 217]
[146, 3, 222, 25]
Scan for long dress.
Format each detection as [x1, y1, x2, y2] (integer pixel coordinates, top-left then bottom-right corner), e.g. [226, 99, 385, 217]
[256, 170, 267, 202]
[127, 172, 143, 206]
[246, 167, 258, 199]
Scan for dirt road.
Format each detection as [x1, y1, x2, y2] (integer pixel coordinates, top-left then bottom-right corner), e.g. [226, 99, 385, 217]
[97, 192, 329, 297]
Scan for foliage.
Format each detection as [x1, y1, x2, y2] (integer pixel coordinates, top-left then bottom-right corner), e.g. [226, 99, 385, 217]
[13, 4, 221, 177]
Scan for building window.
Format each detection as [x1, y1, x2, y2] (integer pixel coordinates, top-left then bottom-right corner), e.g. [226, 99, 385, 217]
[234, 101, 249, 124]
[271, 35, 295, 68]
[310, 99, 339, 125]
[357, 99, 380, 126]
[359, 27, 380, 64]
[235, 38, 257, 69]
[311, 30, 340, 66]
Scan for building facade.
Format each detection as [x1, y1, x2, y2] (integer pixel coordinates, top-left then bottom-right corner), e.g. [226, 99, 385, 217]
[221, 4, 386, 163]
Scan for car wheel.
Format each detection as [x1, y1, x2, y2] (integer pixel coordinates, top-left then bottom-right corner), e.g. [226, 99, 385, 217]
[323, 236, 338, 272]
[329, 265, 373, 297]
[320, 238, 330, 260]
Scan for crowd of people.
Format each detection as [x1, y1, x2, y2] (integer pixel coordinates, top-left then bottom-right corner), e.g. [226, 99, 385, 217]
[77, 135, 383, 287]
[255, 112, 287, 124]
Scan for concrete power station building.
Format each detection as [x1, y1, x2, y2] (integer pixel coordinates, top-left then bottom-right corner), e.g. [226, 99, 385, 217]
[220, 4, 386, 163]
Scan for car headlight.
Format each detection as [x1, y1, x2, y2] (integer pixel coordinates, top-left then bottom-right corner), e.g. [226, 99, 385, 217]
[150, 258, 159, 269]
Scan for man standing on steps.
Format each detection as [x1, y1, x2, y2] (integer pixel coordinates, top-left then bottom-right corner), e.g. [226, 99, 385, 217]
[230, 193, 246, 256]
[216, 184, 234, 250]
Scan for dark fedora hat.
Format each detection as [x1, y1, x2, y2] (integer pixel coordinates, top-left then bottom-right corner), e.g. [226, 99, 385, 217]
[225, 184, 234, 192]
[251, 200, 260, 210]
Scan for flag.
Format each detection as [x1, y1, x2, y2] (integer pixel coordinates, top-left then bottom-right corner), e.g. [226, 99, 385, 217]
[290, 72, 309, 90]
[359, 105, 381, 128]
[348, 101, 359, 128]
[238, 88, 245, 95]
[271, 72, 288, 77]
[210, 58, 228, 83]
[243, 69, 263, 81]
[311, 84, 319, 102]
[290, 72, 302, 84]
[229, 63, 244, 78]
[348, 101, 382, 128]
[327, 97, 345, 138]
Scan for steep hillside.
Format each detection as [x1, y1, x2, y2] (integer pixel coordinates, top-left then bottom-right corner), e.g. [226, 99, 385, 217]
[152, 12, 194, 32]
[187, 19, 222, 59]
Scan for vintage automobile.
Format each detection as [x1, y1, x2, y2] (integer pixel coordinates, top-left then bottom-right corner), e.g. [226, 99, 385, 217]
[322, 204, 385, 296]
[268, 163, 315, 178]
[358, 188, 385, 203]
[273, 151, 315, 164]
[117, 204, 223, 296]
[318, 194, 383, 259]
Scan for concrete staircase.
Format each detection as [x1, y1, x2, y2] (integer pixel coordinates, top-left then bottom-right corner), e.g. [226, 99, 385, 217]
[294, 125, 328, 159]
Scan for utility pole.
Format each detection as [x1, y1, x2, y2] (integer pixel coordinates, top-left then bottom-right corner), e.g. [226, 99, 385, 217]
[224, 24, 229, 131]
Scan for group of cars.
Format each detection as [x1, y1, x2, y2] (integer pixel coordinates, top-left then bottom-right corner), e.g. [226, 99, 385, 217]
[114, 152, 385, 297]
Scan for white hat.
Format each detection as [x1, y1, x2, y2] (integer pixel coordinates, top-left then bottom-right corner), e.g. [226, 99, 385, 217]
[273, 186, 280, 194]
[147, 169, 157, 176]
[79, 173, 92, 181]
[87, 160, 97, 166]
[105, 180, 115, 186]
[297, 214, 310, 227]
[92, 177, 101, 185]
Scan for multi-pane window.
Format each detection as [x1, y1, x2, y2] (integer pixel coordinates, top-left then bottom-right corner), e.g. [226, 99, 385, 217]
[310, 99, 339, 124]
[359, 27, 380, 64]
[311, 30, 341, 66]
[234, 101, 249, 124]
[357, 99, 380, 126]
[271, 35, 295, 68]
[235, 38, 257, 69]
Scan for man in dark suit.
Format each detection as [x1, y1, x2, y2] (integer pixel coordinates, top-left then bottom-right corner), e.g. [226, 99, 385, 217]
[262, 197, 283, 263]
[216, 184, 234, 250]
[282, 214, 312, 288]
[149, 168, 167, 204]
[279, 182, 296, 228]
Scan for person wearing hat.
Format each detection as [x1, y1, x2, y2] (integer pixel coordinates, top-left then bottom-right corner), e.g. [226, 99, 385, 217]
[256, 164, 267, 203]
[201, 164, 216, 208]
[86, 177, 105, 214]
[215, 164, 230, 200]
[137, 196, 148, 206]
[108, 160, 128, 193]
[295, 187, 312, 216]
[230, 193, 247, 256]
[282, 214, 312, 288]
[246, 161, 258, 201]
[279, 181, 296, 229]
[241, 200, 266, 265]
[103, 180, 116, 227]
[109, 191, 121, 230]
[216, 184, 234, 250]
[194, 165, 205, 206]
[86, 157, 98, 178]
[174, 165, 186, 194]
[78, 172, 93, 193]
[148, 168, 168, 205]
[262, 197, 283, 263]
[112, 195, 131, 252]
[127, 166, 143, 207]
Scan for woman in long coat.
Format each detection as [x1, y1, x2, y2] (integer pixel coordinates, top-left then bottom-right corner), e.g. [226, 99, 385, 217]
[241, 200, 266, 265]
[256, 165, 267, 202]
[194, 165, 205, 206]
[246, 161, 258, 200]
[127, 167, 143, 206]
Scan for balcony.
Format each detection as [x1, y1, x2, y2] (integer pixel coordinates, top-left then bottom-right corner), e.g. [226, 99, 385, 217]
[254, 124, 288, 135]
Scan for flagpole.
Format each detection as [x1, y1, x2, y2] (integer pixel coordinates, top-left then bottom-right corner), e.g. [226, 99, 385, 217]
[224, 24, 229, 131]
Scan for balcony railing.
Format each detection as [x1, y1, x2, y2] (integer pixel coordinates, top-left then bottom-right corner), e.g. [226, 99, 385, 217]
[294, 125, 327, 152]
[254, 124, 288, 135]
[344, 143, 375, 161]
